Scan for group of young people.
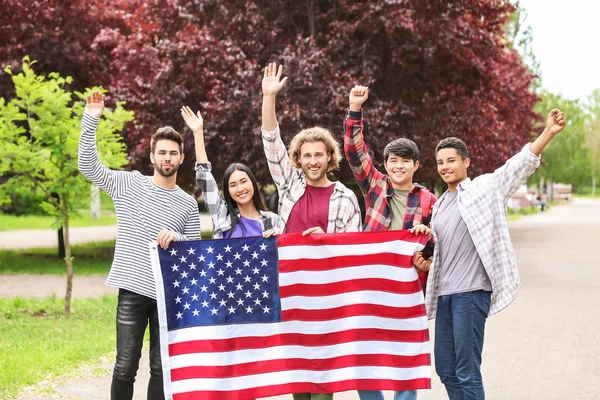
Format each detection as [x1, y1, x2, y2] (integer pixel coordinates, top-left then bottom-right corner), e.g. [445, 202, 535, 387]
[78, 63, 565, 400]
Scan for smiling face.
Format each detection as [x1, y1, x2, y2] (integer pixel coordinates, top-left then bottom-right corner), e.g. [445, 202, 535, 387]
[227, 169, 255, 207]
[150, 139, 184, 178]
[384, 153, 419, 190]
[436, 148, 470, 190]
[299, 141, 331, 186]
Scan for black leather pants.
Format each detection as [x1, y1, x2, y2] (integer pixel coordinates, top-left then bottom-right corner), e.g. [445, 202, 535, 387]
[111, 289, 164, 400]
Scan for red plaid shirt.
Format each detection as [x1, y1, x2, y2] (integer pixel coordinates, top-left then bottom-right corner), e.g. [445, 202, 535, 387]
[344, 110, 437, 285]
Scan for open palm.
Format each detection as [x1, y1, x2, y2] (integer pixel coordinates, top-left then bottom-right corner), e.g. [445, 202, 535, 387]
[262, 63, 288, 96]
[181, 106, 203, 132]
[85, 91, 105, 118]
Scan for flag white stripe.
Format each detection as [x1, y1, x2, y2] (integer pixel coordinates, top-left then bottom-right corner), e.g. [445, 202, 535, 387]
[168, 315, 429, 343]
[169, 340, 431, 368]
[278, 240, 423, 260]
[281, 290, 425, 310]
[171, 365, 431, 392]
[279, 264, 419, 286]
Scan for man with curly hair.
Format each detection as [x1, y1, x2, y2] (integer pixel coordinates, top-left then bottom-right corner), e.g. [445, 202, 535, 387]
[260, 63, 361, 400]
[261, 63, 361, 238]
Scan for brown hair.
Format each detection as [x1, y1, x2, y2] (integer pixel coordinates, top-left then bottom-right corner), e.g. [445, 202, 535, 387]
[288, 126, 342, 172]
[150, 127, 184, 154]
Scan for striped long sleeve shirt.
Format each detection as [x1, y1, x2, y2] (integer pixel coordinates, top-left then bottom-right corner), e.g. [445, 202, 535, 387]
[78, 113, 201, 299]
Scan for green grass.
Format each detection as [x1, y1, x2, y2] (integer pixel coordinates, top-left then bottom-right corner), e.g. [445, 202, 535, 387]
[0, 295, 117, 398]
[506, 200, 561, 221]
[0, 241, 115, 275]
[572, 186, 600, 198]
[0, 213, 117, 231]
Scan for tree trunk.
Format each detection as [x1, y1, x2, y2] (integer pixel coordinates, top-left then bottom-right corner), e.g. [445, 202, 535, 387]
[61, 195, 73, 316]
[593, 176, 596, 196]
[57, 226, 65, 258]
[53, 192, 66, 258]
[91, 183, 101, 221]
[307, 0, 315, 36]
[547, 179, 554, 202]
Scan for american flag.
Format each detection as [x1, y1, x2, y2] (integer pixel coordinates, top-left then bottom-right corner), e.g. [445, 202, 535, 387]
[150, 231, 431, 400]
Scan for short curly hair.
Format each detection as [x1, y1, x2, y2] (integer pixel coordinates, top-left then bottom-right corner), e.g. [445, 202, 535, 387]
[288, 126, 342, 172]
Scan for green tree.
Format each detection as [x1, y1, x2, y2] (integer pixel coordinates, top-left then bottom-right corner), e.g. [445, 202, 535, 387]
[584, 89, 600, 195]
[530, 90, 591, 192]
[0, 57, 133, 314]
[505, 3, 542, 91]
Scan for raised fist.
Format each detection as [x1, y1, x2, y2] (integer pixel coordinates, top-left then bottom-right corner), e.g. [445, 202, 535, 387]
[349, 85, 369, 111]
[546, 109, 565, 136]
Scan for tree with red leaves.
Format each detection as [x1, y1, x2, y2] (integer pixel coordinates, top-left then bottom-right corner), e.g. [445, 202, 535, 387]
[2, 0, 537, 194]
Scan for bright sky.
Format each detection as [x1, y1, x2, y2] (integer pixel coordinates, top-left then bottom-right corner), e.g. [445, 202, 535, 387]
[517, 0, 600, 101]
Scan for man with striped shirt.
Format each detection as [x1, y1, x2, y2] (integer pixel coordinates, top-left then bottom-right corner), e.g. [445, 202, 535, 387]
[78, 91, 201, 400]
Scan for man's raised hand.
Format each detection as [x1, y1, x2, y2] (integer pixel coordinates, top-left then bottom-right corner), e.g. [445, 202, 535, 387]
[546, 109, 566, 136]
[262, 63, 288, 96]
[85, 90, 105, 119]
[181, 106, 203, 134]
[349, 85, 369, 112]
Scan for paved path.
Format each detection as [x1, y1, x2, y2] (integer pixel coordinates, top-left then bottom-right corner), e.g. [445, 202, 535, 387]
[0, 215, 214, 250]
[10, 198, 600, 399]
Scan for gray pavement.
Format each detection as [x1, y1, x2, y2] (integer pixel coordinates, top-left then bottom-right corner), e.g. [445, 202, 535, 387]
[9, 198, 600, 399]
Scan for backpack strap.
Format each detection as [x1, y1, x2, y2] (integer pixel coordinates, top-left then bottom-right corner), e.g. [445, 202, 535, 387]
[419, 189, 431, 224]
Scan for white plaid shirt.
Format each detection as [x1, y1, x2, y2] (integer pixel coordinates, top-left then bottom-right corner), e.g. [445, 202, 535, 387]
[426, 144, 541, 318]
[261, 124, 362, 233]
[195, 162, 285, 239]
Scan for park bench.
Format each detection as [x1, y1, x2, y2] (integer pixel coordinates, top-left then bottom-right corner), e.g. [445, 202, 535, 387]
[508, 192, 536, 211]
[552, 184, 572, 202]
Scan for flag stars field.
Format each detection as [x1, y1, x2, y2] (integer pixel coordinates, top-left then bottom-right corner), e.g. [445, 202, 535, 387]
[157, 237, 280, 324]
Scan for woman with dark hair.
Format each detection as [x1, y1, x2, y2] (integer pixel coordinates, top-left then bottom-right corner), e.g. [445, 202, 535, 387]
[182, 106, 284, 238]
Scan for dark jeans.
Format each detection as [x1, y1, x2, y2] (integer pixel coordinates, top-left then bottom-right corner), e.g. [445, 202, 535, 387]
[434, 290, 491, 400]
[111, 289, 164, 400]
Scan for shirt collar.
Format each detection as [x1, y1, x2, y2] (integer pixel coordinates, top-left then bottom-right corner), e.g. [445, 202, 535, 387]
[385, 179, 422, 197]
[457, 177, 472, 191]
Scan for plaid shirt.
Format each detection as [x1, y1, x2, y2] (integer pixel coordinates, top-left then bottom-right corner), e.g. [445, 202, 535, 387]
[261, 124, 362, 233]
[195, 162, 285, 239]
[426, 144, 541, 319]
[343, 110, 437, 232]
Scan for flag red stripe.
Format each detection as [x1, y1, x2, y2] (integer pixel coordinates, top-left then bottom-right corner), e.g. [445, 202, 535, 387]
[170, 353, 431, 380]
[282, 303, 427, 321]
[279, 253, 414, 273]
[172, 378, 432, 400]
[169, 328, 429, 356]
[277, 231, 428, 247]
[280, 278, 422, 297]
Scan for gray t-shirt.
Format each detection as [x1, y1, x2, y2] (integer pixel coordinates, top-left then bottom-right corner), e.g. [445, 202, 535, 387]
[434, 190, 492, 295]
[389, 189, 410, 231]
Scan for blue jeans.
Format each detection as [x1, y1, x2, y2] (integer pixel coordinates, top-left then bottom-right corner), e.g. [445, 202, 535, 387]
[434, 290, 491, 400]
[111, 289, 164, 400]
[358, 390, 416, 400]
